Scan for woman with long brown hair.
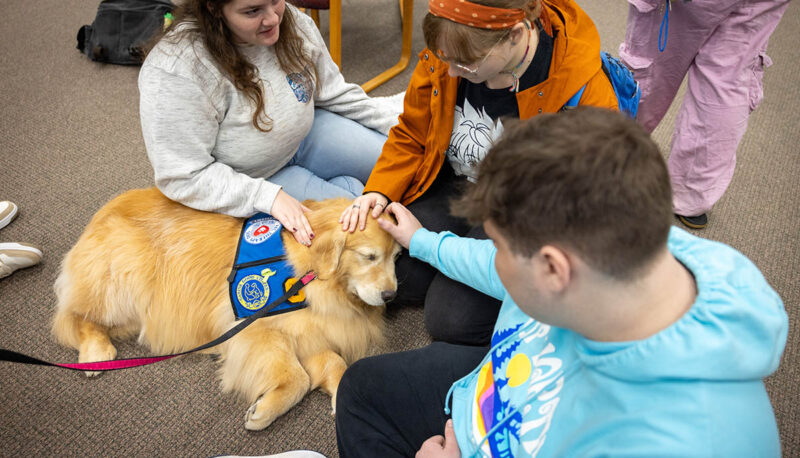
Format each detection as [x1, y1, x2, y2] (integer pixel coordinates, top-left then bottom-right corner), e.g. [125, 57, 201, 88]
[139, 0, 401, 246]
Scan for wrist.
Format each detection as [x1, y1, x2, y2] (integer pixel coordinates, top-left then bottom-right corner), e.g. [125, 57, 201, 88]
[365, 190, 391, 206]
[258, 184, 283, 215]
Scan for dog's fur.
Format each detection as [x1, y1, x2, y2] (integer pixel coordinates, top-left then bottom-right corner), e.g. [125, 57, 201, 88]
[52, 188, 400, 430]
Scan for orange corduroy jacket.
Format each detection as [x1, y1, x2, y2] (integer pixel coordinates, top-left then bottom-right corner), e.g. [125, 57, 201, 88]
[364, 0, 619, 205]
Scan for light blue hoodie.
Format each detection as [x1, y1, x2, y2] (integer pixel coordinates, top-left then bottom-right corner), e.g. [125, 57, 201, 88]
[409, 226, 787, 457]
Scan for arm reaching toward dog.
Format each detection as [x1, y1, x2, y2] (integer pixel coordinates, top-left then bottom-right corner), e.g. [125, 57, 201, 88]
[416, 419, 461, 458]
[271, 190, 314, 246]
[380, 202, 505, 300]
[376, 202, 422, 249]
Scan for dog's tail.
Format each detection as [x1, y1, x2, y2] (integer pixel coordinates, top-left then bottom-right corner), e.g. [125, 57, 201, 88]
[51, 267, 92, 349]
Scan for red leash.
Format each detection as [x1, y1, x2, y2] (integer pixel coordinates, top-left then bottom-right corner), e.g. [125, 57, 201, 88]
[0, 272, 316, 372]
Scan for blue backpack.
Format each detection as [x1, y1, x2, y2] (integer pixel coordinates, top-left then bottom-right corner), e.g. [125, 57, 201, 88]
[564, 52, 641, 118]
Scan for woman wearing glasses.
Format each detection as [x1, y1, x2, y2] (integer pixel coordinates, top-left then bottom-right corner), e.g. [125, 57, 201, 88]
[341, 0, 619, 346]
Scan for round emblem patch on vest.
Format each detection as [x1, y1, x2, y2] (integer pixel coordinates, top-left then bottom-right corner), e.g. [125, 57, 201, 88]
[244, 216, 281, 245]
[236, 268, 277, 311]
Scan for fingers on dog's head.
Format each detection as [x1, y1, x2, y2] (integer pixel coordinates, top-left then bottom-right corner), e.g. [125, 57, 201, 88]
[377, 210, 397, 226]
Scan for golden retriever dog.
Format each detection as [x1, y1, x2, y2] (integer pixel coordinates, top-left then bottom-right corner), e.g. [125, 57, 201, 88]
[51, 188, 399, 430]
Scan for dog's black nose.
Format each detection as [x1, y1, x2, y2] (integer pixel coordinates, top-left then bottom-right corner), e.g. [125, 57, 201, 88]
[381, 290, 397, 303]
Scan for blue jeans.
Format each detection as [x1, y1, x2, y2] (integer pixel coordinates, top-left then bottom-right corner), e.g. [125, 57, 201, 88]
[270, 109, 387, 201]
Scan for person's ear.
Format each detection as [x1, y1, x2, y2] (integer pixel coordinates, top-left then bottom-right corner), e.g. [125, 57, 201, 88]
[538, 245, 571, 293]
[508, 21, 528, 46]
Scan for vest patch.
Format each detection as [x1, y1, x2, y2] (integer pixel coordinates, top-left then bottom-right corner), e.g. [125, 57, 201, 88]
[228, 214, 307, 319]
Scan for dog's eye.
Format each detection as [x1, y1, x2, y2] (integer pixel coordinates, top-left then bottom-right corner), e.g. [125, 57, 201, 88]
[362, 253, 377, 261]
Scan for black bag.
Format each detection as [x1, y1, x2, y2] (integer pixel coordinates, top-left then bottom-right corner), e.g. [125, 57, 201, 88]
[77, 0, 175, 65]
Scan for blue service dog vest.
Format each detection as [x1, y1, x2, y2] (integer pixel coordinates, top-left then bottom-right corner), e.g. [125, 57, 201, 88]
[227, 214, 307, 319]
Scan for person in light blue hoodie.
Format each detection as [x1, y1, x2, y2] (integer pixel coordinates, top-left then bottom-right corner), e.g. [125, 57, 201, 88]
[334, 107, 788, 458]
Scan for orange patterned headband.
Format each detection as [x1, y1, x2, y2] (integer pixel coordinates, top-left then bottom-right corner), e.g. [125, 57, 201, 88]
[428, 0, 526, 29]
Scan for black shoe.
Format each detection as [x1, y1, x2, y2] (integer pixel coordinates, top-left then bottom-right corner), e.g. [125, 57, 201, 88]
[676, 213, 708, 229]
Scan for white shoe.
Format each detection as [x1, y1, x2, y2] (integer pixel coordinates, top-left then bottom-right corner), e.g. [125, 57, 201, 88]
[0, 201, 18, 230]
[0, 242, 43, 279]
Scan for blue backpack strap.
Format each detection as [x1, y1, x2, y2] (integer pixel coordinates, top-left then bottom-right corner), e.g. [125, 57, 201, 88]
[600, 51, 641, 119]
[564, 84, 587, 109]
[562, 52, 641, 118]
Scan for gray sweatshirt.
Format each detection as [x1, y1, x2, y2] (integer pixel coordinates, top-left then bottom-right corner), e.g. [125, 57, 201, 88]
[139, 5, 401, 216]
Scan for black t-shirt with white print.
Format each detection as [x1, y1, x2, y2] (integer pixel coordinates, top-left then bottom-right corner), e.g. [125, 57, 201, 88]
[447, 24, 554, 181]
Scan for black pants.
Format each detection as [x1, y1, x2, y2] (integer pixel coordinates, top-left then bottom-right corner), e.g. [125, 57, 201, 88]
[391, 164, 502, 346]
[336, 342, 489, 458]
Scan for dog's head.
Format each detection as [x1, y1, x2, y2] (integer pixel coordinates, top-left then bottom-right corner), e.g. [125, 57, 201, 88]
[284, 198, 401, 307]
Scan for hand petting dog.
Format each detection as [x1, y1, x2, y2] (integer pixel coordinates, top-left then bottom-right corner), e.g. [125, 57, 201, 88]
[271, 189, 314, 246]
[339, 191, 389, 233]
[376, 202, 422, 250]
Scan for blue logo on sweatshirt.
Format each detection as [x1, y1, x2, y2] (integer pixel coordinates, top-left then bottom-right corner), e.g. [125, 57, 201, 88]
[286, 71, 313, 103]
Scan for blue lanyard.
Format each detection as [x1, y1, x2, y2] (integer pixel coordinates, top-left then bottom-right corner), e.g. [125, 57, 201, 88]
[659, 0, 670, 52]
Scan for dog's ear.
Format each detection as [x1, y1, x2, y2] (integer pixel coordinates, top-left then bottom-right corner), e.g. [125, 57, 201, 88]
[310, 208, 347, 278]
[309, 224, 347, 278]
[300, 198, 352, 278]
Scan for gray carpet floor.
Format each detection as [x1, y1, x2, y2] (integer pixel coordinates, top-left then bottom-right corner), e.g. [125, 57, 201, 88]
[1, 0, 797, 456]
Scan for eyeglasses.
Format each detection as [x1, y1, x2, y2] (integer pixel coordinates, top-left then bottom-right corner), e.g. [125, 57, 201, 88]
[438, 33, 509, 76]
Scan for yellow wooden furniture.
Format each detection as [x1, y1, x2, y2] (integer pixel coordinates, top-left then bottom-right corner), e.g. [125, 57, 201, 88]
[292, 0, 414, 93]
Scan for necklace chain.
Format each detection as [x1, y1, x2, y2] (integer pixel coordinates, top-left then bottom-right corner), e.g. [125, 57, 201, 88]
[507, 22, 533, 93]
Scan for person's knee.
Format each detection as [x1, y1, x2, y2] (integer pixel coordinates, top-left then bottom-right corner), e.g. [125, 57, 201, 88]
[423, 297, 469, 342]
[424, 279, 498, 346]
[270, 166, 315, 201]
[336, 357, 375, 417]
[329, 176, 364, 197]
[424, 306, 472, 344]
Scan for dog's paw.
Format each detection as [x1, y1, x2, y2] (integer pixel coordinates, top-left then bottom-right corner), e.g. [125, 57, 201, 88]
[244, 395, 274, 431]
[330, 391, 337, 417]
[79, 342, 117, 378]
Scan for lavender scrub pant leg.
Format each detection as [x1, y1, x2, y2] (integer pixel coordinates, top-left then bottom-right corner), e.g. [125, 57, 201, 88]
[620, 0, 790, 216]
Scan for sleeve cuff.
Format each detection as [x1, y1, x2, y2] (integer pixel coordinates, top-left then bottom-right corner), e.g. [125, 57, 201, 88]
[254, 181, 283, 215]
[408, 228, 437, 262]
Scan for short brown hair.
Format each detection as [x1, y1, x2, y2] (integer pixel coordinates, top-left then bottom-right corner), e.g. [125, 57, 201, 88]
[452, 107, 673, 280]
[423, 0, 542, 64]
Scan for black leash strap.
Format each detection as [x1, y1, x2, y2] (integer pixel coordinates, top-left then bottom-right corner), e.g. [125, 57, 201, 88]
[0, 272, 316, 372]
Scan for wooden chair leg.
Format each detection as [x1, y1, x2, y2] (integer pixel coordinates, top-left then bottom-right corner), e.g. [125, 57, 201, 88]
[361, 0, 413, 93]
[310, 9, 320, 28]
[329, 0, 342, 69]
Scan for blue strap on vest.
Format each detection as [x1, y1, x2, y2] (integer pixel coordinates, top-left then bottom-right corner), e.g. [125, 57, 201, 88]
[227, 214, 307, 319]
[563, 52, 641, 119]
